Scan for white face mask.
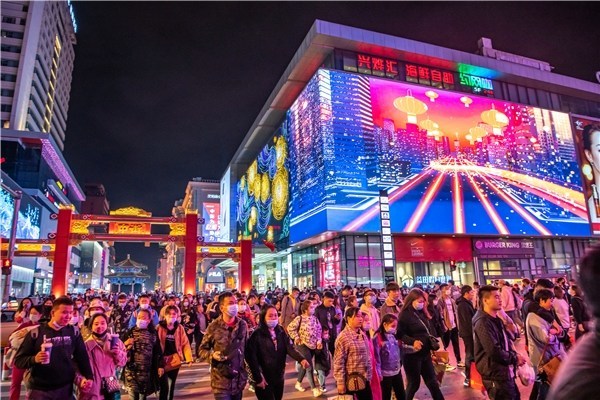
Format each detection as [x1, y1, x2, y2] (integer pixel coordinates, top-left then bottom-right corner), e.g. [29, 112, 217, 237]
[167, 317, 177, 325]
[238, 305, 247, 313]
[70, 316, 79, 325]
[385, 326, 396, 334]
[137, 319, 149, 329]
[139, 303, 149, 310]
[225, 305, 238, 317]
[266, 319, 278, 328]
[30, 314, 40, 323]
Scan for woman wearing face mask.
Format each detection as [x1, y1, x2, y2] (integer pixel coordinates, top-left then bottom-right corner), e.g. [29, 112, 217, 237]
[7, 305, 42, 400]
[180, 299, 197, 352]
[15, 297, 33, 324]
[76, 313, 127, 400]
[398, 289, 444, 400]
[237, 298, 258, 333]
[373, 314, 416, 400]
[333, 307, 373, 400]
[287, 300, 324, 397]
[426, 294, 446, 341]
[123, 308, 164, 400]
[360, 290, 381, 337]
[156, 306, 193, 400]
[245, 305, 310, 400]
[40, 299, 53, 323]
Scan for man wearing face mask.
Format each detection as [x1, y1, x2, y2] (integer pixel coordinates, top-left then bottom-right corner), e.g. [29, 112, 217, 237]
[280, 287, 301, 332]
[360, 290, 380, 337]
[111, 293, 134, 341]
[380, 282, 403, 320]
[129, 294, 160, 329]
[199, 291, 248, 400]
[15, 296, 94, 399]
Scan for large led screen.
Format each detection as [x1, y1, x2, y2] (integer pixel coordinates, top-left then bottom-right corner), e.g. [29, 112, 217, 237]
[236, 125, 290, 244]
[0, 188, 41, 240]
[287, 69, 590, 242]
[572, 115, 600, 234]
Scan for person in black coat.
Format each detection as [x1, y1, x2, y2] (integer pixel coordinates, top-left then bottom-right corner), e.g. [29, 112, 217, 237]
[245, 305, 309, 400]
[456, 286, 476, 387]
[569, 284, 591, 340]
[397, 288, 444, 400]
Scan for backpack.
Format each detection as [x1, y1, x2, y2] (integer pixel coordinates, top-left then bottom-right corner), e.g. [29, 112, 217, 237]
[5, 325, 39, 368]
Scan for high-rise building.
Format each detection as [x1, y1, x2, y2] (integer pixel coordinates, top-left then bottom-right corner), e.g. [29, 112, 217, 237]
[81, 183, 110, 215]
[1, 0, 77, 151]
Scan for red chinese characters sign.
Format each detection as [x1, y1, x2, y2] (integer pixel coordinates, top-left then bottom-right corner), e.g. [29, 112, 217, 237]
[357, 54, 398, 77]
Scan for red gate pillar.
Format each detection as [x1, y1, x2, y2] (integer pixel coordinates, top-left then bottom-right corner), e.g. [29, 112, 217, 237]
[239, 239, 252, 293]
[51, 207, 73, 297]
[184, 212, 198, 295]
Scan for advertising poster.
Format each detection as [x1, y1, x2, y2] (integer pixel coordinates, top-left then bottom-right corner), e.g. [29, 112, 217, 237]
[287, 69, 590, 242]
[202, 202, 220, 242]
[0, 188, 41, 240]
[571, 115, 600, 234]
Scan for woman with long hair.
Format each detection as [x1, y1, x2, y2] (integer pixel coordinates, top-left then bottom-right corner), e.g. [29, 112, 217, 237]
[569, 284, 591, 340]
[245, 305, 309, 400]
[15, 297, 33, 324]
[156, 305, 193, 400]
[398, 289, 444, 400]
[76, 313, 127, 400]
[287, 300, 323, 397]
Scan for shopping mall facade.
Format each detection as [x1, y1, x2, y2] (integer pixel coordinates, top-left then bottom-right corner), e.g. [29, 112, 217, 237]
[217, 20, 600, 291]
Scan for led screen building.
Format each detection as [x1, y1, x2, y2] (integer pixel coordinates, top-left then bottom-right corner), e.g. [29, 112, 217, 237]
[223, 20, 600, 289]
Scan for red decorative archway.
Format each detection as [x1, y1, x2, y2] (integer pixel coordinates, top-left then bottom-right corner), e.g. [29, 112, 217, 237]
[1, 206, 252, 297]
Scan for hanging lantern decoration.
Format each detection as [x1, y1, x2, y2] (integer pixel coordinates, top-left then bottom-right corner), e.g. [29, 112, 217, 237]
[418, 118, 439, 136]
[393, 89, 428, 124]
[468, 126, 487, 143]
[460, 96, 473, 108]
[481, 104, 509, 136]
[425, 90, 439, 102]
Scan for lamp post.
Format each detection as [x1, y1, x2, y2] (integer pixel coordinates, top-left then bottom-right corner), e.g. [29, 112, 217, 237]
[2, 185, 22, 303]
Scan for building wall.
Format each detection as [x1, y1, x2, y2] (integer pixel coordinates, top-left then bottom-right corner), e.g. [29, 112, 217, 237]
[1, 1, 77, 150]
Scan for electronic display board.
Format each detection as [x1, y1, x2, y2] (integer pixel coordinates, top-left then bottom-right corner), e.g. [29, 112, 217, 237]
[286, 69, 589, 242]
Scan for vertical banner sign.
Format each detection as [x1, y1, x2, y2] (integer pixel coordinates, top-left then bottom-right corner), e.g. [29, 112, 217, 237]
[379, 190, 395, 283]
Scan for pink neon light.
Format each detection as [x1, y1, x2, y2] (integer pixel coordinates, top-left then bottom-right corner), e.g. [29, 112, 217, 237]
[404, 172, 446, 232]
[452, 170, 465, 233]
[464, 171, 509, 234]
[478, 174, 552, 235]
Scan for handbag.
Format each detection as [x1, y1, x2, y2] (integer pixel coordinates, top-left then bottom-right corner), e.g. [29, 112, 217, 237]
[101, 375, 121, 394]
[163, 353, 183, 372]
[345, 371, 368, 392]
[537, 336, 562, 384]
[415, 312, 440, 351]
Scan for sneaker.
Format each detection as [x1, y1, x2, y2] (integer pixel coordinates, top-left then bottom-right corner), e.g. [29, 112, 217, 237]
[445, 364, 457, 371]
[457, 362, 465, 368]
[248, 385, 255, 392]
[312, 388, 322, 397]
[463, 378, 470, 387]
[295, 382, 306, 392]
[322, 387, 327, 393]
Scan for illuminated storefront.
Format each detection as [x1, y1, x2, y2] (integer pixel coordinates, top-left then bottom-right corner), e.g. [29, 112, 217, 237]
[224, 21, 600, 289]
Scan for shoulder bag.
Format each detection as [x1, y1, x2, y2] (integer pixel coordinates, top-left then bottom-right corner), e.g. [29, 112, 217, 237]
[537, 336, 562, 384]
[415, 311, 440, 351]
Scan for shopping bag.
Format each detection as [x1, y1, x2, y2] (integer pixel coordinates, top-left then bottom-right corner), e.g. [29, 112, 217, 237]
[470, 362, 485, 392]
[432, 351, 449, 385]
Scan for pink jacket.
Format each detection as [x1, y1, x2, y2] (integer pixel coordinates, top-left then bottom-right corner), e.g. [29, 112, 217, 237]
[77, 336, 127, 400]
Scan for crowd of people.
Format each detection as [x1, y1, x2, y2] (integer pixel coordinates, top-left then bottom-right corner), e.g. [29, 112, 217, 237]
[4, 245, 600, 400]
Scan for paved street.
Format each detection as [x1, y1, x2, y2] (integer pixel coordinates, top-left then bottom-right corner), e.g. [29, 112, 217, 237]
[1, 336, 533, 400]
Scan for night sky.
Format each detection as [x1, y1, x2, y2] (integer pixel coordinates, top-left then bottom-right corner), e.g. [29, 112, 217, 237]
[62, 2, 600, 287]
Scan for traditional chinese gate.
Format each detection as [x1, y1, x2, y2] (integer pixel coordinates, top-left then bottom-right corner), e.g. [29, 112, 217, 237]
[1, 205, 252, 297]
